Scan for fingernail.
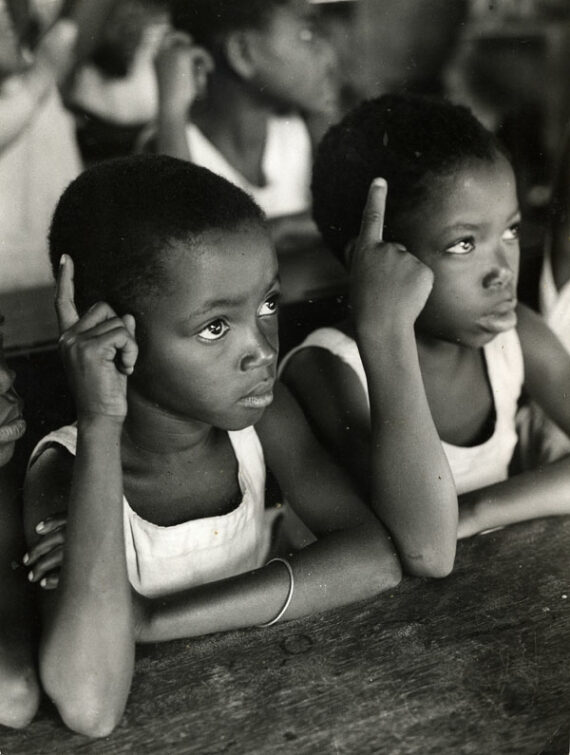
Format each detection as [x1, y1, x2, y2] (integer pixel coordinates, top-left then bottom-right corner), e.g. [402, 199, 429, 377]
[28, 571, 34, 582]
[40, 578, 48, 589]
[59, 254, 67, 267]
[36, 521, 45, 533]
[22, 553, 29, 565]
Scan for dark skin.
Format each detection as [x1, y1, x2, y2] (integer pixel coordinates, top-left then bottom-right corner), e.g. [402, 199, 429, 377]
[283, 157, 570, 576]
[24, 228, 400, 738]
[154, 1, 338, 247]
[0, 317, 40, 729]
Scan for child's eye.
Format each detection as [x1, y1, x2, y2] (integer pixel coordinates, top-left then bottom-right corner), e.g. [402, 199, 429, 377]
[445, 238, 475, 255]
[503, 222, 521, 242]
[258, 294, 280, 317]
[198, 319, 229, 342]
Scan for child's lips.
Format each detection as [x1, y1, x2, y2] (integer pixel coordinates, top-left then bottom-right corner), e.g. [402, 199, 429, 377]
[0, 417, 26, 444]
[238, 379, 275, 409]
[478, 298, 518, 333]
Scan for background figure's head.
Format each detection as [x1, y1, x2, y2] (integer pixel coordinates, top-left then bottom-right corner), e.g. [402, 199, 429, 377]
[170, 0, 337, 115]
[0, 315, 25, 467]
[49, 154, 266, 320]
[312, 93, 512, 262]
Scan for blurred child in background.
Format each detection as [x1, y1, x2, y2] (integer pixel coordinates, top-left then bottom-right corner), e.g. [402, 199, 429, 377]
[154, 0, 339, 248]
[0, 5, 81, 293]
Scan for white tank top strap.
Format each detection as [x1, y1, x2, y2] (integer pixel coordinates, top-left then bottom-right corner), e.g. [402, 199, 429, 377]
[279, 327, 369, 405]
[29, 424, 272, 598]
[442, 327, 524, 494]
[29, 423, 79, 467]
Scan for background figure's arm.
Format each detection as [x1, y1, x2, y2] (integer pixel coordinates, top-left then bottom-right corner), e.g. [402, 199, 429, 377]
[154, 32, 212, 161]
[0, 467, 40, 729]
[0, 19, 77, 152]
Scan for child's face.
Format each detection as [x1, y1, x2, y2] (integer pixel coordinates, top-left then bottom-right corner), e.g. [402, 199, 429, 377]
[0, 315, 25, 467]
[397, 155, 521, 348]
[131, 225, 279, 431]
[247, 0, 337, 115]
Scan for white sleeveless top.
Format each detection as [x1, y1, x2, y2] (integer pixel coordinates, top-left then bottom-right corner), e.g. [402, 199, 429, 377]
[30, 425, 273, 598]
[186, 115, 311, 219]
[280, 327, 524, 496]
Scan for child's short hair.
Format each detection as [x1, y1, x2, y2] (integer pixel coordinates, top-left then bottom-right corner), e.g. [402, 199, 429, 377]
[49, 155, 265, 315]
[312, 93, 510, 260]
[171, 0, 289, 58]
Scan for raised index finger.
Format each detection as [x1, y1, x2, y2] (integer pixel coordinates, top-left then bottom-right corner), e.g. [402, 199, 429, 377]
[358, 178, 387, 245]
[55, 254, 79, 333]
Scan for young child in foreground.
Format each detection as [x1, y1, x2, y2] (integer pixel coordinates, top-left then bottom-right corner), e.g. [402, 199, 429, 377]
[23, 155, 400, 738]
[154, 0, 338, 246]
[0, 315, 39, 728]
[280, 94, 570, 579]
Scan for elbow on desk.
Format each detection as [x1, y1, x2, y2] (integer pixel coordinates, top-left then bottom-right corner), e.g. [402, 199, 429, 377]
[0, 667, 41, 729]
[40, 659, 127, 738]
[402, 544, 456, 580]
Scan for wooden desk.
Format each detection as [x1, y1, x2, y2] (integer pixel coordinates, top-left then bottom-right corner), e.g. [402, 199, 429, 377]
[3, 517, 570, 754]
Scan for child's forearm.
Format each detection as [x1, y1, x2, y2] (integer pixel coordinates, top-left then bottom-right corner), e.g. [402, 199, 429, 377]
[358, 326, 458, 577]
[138, 522, 400, 642]
[0, 71, 54, 152]
[458, 454, 570, 538]
[156, 109, 191, 161]
[39, 417, 134, 738]
[0, 472, 41, 728]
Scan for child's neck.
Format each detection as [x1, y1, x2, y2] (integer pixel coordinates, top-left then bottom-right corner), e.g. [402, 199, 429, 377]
[416, 331, 472, 372]
[121, 392, 218, 459]
[192, 75, 272, 187]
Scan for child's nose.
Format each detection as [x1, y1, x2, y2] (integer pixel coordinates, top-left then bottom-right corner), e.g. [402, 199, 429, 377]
[240, 331, 277, 371]
[482, 263, 515, 290]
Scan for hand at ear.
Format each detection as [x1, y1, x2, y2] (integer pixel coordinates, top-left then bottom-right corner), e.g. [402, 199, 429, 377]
[350, 179, 434, 336]
[55, 255, 138, 421]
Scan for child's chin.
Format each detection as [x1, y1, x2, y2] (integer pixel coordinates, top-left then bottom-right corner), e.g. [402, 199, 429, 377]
[221, 407, 269, 432]
[476, 310, 518, 338]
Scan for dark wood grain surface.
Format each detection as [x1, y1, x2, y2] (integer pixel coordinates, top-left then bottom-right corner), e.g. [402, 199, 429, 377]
[2, 517, 570, 754]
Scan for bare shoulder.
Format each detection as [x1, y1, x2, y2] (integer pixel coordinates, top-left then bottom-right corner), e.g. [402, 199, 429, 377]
[24, 445, 74, 546]
[516, 302, 569, 374]
[281, 342, 369, 433]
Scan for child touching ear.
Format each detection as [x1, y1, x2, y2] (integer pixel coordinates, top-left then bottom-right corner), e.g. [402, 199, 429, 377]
[281, 94, 570, 577]
[23, 156, 400, 738]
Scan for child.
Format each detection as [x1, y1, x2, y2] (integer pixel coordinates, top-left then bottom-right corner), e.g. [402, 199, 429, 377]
[66, 0, 170, 164]
[153, 0, 338, 247]
[0, 13, 81, 292]
[23, 155, 400, 738]
[280, 94, 570, 579]
[0, 314, 40, 728]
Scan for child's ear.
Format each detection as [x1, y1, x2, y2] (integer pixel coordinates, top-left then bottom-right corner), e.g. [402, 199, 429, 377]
[223, 30, 256, 80]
